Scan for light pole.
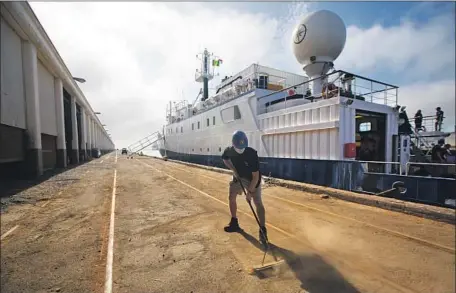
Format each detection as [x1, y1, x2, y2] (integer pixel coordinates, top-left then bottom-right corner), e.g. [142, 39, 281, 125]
[73, 77, 86, 83]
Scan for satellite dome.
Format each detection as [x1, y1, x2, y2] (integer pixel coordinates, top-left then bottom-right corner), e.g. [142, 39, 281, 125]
[292, 10, 346, 68]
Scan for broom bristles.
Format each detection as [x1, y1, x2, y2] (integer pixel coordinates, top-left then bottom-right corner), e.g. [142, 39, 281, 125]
[252, 259, 285, 271]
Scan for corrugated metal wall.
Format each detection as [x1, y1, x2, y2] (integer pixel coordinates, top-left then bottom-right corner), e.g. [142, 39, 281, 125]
[258, 102, 340, 159]
[0, 17, 26, 129]
[37, 60, 58, 169]
[0, 16, 26, 163]
[38, 60, 57, 136]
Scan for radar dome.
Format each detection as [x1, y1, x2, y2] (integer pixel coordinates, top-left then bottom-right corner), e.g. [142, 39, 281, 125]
[292, 10, 346, 67]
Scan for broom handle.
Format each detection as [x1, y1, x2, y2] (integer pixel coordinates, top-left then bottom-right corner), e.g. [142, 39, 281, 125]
[235, 174, 270, 248]
[235, 172, 279, 263]
[236, 175, 261, 225]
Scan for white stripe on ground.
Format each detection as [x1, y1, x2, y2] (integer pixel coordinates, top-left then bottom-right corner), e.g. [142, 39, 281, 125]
[115, 151, 118, 163]
[100, 160, 104, 164]
[1, 225, 19, 240]
[104, 169, 117, 293]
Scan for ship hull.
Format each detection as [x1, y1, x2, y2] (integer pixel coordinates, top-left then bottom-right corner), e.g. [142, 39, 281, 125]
[159, 148, 455, 207]
[161, 148, 368, 190]
[158, 66, 455, 208]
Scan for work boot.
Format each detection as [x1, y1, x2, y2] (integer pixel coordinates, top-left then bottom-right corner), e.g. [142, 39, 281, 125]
[259, 226, 268, 244]
[224, 217, 241, 232]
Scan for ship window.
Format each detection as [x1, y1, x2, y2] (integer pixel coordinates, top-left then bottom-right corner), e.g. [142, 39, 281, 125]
[181, 126, 183, 133]
[359, 122, 372, 132]
[221, 105, 241, 123]
[234, 107, 241, 120]
[207, 118, 210, 126]
[200, 148, 202, 152]
[198, 121, 200, 129]
[359, 122, 371, 132]
[192, 148, 194, 152]
[192, 123, 194, 130]
[207, 148, 209, 152]
[219, 147, 221, 152]
[213, 116, 216, 125]
[176, 127, 178, 133]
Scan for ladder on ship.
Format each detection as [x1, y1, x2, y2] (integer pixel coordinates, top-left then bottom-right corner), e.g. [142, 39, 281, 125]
[408, 115, 451, 158]
[128, 131, 161, 155]
[410, 128, 433, 159]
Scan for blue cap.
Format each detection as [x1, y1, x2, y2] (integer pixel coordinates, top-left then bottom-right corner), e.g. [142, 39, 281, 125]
[232, 130, 248, 149]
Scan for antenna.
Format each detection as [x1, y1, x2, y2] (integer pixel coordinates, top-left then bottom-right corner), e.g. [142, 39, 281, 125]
[292, 10, 346, 96]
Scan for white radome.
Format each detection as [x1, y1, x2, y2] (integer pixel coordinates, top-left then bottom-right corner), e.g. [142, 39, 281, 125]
[292, 10, 347, 67]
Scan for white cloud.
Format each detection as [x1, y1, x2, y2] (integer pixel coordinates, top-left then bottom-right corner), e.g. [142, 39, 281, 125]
[338, 13, 455, 80]
[29, 2, 455, 148]
[336, 12, 455, 132]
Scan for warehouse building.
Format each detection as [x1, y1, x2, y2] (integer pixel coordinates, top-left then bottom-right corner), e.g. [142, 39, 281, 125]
[0, 2, 115, 179]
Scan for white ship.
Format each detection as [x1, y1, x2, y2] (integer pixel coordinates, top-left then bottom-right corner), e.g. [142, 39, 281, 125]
[157, 10, 455, 206]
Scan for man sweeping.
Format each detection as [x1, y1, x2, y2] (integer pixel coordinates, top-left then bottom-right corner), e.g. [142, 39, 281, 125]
[221, 130, 268, 244]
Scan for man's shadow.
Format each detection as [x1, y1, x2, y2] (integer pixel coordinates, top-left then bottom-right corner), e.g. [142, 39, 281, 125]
[238, 230, 360, 293]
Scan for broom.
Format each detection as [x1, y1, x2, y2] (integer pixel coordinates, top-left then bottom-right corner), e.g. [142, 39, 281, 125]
[234, 172, 285, 273]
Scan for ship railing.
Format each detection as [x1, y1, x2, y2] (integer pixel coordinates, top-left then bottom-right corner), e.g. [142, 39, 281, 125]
[219, 71, 296, 96]
[189, 69, 309, 118]
[357, 160, 402, 175]
[256, 70, 398, 115]
[190, 72, 258, 116]
[216, 64, 307, 93]
[408, 115, 447, 133]
[405, 162, 456, 177]
[166, 100, 191, 124]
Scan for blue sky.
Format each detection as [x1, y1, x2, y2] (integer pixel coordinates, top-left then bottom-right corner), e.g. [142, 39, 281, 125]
[229, 2, 454, 28]
[315, 2, 453, 28]
[30, 1, 455, 145]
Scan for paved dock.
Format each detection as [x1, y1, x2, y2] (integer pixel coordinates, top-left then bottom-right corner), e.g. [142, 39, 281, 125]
[1, 152, 455, 293]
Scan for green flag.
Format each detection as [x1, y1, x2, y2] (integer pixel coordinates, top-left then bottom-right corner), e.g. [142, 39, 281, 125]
[212, 59, 222, 67]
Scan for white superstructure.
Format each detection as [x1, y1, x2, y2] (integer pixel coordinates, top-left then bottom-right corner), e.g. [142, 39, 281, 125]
[159, 10, 400, 170]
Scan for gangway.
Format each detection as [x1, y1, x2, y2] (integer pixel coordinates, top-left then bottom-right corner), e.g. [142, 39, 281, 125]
[407, 115, 451, 161]
[127, 131, 161, 154]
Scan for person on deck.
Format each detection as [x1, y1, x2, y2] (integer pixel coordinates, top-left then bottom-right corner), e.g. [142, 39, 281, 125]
[414, 110, 423, 131]
[435, 107, 444, 132]
[431, 139, 445, 163]
[442, 144, 453, 163]
[221, 130, 268, 244]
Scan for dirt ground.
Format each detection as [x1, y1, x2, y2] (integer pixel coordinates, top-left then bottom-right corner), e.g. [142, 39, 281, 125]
[1, 153, 455, 293]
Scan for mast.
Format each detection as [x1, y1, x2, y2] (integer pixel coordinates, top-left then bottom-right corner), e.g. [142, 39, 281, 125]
[195, 48, 219, 102]
[203, 51, 209, 101]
